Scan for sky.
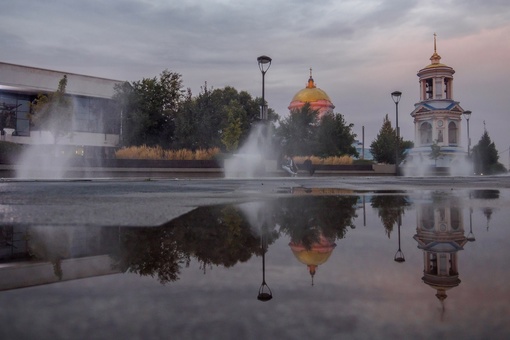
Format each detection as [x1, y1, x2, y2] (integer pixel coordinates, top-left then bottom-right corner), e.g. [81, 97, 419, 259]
[1, 0, 510, 166]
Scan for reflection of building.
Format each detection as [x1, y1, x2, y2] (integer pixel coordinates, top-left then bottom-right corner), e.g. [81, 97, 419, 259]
[289, 232, 336, 285]
[413, 197, 468, 303]
[0, 226, 120, 290]
[405, 35, 468, 173]
[288, 69, 335, 119]
[0, 62, 121, 157]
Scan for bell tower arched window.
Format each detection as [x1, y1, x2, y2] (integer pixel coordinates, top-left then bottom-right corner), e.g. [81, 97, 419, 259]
[420, 122, 433, 145]
[448, 121, 457, 145]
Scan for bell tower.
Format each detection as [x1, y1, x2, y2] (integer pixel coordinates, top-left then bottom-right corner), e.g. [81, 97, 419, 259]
[404, 34, 471, 175]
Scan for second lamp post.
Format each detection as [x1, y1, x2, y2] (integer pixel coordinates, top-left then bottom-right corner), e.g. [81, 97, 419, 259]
[391, 91, 402, 174]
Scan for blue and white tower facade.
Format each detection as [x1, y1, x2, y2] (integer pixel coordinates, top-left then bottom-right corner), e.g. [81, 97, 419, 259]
[404, 35, 471, 175]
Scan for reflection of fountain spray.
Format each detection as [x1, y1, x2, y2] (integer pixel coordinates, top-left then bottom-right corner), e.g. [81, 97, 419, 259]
[238, 201, 275, 301]
[224, 123, 275, 178]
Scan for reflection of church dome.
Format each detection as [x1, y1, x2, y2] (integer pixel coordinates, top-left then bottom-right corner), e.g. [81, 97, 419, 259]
[289, 233, 336, 283]
[288, 69, 335, 118]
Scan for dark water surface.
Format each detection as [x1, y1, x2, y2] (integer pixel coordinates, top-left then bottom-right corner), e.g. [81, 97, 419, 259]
[1, 189, 509, 339]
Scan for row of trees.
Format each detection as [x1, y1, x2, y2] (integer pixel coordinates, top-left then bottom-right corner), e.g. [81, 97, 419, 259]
[114, 70, 359, 159]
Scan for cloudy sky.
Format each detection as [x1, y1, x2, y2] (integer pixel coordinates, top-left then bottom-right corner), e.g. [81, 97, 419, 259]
[2, 0, 509, 165]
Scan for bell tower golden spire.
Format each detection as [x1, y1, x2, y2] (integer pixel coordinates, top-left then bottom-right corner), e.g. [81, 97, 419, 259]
[430, 33, 442, 65]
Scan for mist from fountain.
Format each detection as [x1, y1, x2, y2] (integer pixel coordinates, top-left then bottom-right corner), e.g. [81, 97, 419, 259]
[15, 98, 95, 180]
[224, 123, 275, 178]
[401, 149, 474, 176]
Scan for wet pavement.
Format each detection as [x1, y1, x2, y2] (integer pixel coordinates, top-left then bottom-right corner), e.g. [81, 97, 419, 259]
[1, 175, 510, 339]
[1, 175, 510, 227]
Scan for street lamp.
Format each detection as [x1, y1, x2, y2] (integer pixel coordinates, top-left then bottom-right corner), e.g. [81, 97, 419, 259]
[466, 207, 476, 242]
[394, 213, 405, 263]
[257, 224, 272, 302]
[257, 55, 272, 120]
[391, 91, 402, 174]
[463, 110, 472, 157]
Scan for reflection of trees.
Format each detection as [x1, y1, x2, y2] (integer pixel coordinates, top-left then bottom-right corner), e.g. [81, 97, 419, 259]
[370, 192, 411, 237]
[113, 205, 264, 284]
[113, 196, 359, 284]
[276, 196, 358, 248]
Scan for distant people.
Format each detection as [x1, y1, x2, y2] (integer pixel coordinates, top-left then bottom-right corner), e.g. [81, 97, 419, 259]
[282, 155, 297, 177]
[303, 158, 315, 176]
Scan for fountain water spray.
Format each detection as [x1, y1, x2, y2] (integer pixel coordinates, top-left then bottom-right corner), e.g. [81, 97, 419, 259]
[224, 123, 276, 178]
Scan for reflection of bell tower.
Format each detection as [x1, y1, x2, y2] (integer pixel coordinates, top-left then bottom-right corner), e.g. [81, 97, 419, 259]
[413, 197, 468, 305]
[289, 233, 336, 285]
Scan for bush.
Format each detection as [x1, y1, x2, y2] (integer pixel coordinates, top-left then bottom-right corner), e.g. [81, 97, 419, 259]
[115, 145, 220, 160]
[293, 155, 353, 165]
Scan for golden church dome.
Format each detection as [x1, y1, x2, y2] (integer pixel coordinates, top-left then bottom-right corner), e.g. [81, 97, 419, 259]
[291, 70, 332, 103]
[288, 68, 335, 116]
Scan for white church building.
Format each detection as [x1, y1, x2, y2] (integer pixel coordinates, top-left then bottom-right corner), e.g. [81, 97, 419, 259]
[403, 35, 472, 176]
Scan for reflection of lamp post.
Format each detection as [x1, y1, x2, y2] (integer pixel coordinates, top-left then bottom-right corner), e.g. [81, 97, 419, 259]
[391, 91, 402, 174]
[394, 213, 405, 262]
[466, 207, 476, 242]
[257, 55, 272, 120]
[463, 110, 472, 157]
[257, 225, 272, 301]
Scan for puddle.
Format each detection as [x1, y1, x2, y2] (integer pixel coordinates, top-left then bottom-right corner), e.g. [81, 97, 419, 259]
[1, 189, 509, 339]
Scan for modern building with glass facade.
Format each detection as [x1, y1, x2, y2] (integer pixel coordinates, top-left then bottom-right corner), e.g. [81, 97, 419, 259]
[0, 62, 122, 158]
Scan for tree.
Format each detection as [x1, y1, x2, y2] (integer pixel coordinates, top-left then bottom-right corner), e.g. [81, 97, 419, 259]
[114, 70, 184, 147]
[315, 112, 358, 158]
[30, 75, 73, 144]
[471, 130, 507, 175]
[221, 102, 243, 152]
[277, 103, 319, 157]
[429, 140, 442, 166]
[370, 114, 411, 164]
[174, 84, 266, 151]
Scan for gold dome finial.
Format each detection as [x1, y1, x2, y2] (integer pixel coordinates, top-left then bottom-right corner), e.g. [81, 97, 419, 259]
[307, 67, 316, 89]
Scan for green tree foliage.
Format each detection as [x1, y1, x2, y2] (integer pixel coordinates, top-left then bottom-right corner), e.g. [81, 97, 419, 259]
[30, 75, 73, 144]
[429, 140, 442, 166]
[472, 130, 507, 174]
[278, 105, 359, 158]
[278, 103, 319, 157]
[370, 114, 411, 164]
[221, 103, 243, 152]
[315, 112, 358, 158]
[114, 70, 184, 147]
[173, 84, 263, 151]
[371, 194, 411, 238]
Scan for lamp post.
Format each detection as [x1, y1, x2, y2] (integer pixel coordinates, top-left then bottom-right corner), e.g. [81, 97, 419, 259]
[257, 224, 272, 301]
[463, 110, 472, 157]
[257, 55, 272, 120]
[466, 207, 476, 242]
[394, 213, 405, 263]
[391, 91, 402, 174]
